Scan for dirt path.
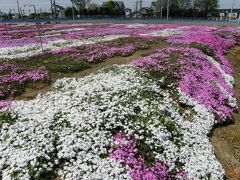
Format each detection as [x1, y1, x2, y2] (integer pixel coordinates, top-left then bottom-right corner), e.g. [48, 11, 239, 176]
[11, 42, 166, 101]
[211, 47, 240, 180]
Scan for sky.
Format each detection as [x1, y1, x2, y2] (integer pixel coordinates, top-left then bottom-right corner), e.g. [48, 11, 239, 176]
[0, 0, 238, 13]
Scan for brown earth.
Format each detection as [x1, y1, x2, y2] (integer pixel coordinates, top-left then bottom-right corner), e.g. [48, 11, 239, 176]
[211, 47, 240, 180]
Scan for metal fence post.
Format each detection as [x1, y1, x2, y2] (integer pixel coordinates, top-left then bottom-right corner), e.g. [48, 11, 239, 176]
[5, 23, 10, 43]
[36, 21, 44, 52]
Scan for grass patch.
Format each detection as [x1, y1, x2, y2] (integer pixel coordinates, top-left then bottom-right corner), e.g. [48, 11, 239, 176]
[14, 54, 91, 74]
[149, 70, 178, 88]
[190, 42, 215, 57]
[44, 59, 91, 73]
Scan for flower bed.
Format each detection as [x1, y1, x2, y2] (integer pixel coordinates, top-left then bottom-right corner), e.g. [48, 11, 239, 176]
[0, 35, 129, 60]
[167, 27, 236, 75]
[0, 65, 226, 179]
[131, 47, 237, 121]
[50, 37, 152, 63]
[0, 23, 239, 180]
[0, 63, 50, 110]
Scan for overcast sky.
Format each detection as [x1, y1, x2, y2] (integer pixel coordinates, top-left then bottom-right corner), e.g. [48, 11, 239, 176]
[0, 0, 238, 13]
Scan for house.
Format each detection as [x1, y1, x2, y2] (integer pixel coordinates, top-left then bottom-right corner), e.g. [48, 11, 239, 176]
[151, 1, 164, 17]
[55, 5, 65, 18]
[131, 11, 142, 18]
[217, 8, 240, 20]
[151, 1, 157, 14]
[139, 7, 154, 17]
[114, 1, 125, 14]
[132, 7, 154, 18]
[125, 8, 132, 18]
[50, 4, 65, 18]
[0, 11, 7, 20]
[114, 1, 125, 15]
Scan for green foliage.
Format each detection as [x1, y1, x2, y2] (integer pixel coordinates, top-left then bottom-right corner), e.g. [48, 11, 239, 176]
[102, 0, 114, 9]
[0, 112, 17, 127]
[170, 0, 192, 12]
[159, 117, 184, 148]
[170, 53, 180, 63]
[102, 0, 121, 15]
[190, 42, 215, 57]
[45, 60, 91, 73]
[11, 171, 20, 180]
[136, 139, 158, 167]
[27, 162, 55, 180]
[149, 71, 178, 88]
[65, 6, 78, 17]
[194, 0, 219, 17]
[0, 69, 13, 76]
[71, 0, 91, 10]
[154, 0, 218, 17]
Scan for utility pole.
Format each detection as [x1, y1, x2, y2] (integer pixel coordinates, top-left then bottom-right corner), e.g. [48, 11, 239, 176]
[16, 0, 21, 18]
[157, 0, 163, 18]
[139, 0, 143, 9]
[36, 22, 44, 53]
[157, 0, 163, 19]
[71, 0, 75, 20]
[40, 8, 42, 18]
[5, 23, 10, 43]
[135, 0, 139, 12]
[53, 0, 57, 19]
[167, 0, 170, 20]
[160, 0, 163, 18]
[230, 0, 236, 21]
[50, 0, 54, 18]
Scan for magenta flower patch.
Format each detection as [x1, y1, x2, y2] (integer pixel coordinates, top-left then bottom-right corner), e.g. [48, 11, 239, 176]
[109, 133, 187, 180]
[0, 63, 50, 110]
[132, 47, 236, 121]
[167, 30, 236, 75]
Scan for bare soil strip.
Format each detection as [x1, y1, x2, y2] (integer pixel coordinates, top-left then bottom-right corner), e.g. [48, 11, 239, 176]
[211, 47, 240, 180]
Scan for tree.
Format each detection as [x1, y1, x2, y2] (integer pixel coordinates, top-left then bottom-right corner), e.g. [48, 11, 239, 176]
[168, 0, 192, 16]
[178, 0, 192, 10]
[102, 0, 119, 15]
[71, 0, 91, 15]
[153, 0, 192, 17]
[194, 0, 219, 17]
[65, 6, 78, 18]
[87, 3, 98, 16]
[88, 3, 98, 10]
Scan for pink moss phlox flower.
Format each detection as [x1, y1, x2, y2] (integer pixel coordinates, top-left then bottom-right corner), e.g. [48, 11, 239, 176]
[0, 100, 11, 111]
[132, 47, 236, 121]
[49, 47, 76, 55]
[0, 64, 50, 100]
[109, 133, 187, 180]
[167, 30, 235, 75]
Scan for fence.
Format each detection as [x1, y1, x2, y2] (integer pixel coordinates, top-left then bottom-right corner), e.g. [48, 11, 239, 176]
[0, 17, 240, 26]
